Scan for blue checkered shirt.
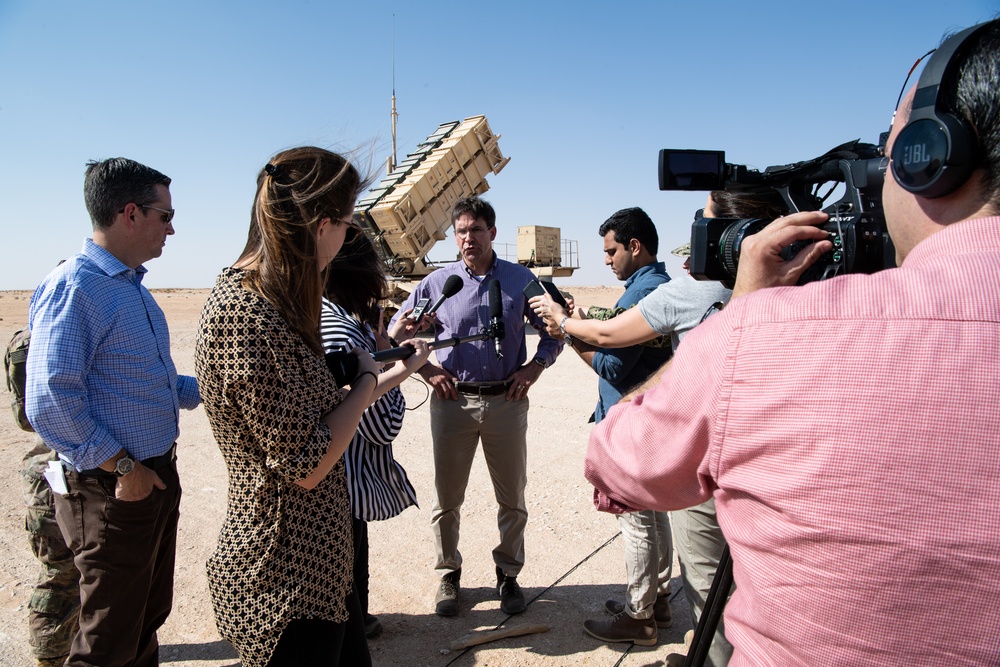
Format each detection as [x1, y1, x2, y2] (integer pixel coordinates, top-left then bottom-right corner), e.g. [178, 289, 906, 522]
[26, 239, 200, 471]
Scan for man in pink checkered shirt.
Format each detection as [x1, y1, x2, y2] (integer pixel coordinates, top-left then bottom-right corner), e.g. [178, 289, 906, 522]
[586, 20, 1000, 666]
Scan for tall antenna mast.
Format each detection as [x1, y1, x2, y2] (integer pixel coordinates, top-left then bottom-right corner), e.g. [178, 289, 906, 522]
[388, 14, 398, 175]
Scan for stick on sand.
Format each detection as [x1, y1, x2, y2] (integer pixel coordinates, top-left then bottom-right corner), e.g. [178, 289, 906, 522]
[450, 623, 551, 651]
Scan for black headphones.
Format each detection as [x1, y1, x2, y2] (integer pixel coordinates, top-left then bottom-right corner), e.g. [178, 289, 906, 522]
[890, 22, 990, 198]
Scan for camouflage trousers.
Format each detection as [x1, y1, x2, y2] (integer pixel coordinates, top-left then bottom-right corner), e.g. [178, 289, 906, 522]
[22, 439, 80, 664]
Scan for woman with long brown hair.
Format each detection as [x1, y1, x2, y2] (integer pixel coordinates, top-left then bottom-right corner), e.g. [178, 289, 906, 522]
[195, 147, 377, 666]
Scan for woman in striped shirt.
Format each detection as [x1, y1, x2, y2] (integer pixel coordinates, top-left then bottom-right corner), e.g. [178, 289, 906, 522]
[320, 233, 429, 640]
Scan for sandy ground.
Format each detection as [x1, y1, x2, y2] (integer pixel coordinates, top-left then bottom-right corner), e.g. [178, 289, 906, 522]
[0, 286, 693, 667]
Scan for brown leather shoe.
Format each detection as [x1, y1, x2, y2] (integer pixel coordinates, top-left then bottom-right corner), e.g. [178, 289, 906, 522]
[584, 610, 658, 646]
[604, 595, 672, 628]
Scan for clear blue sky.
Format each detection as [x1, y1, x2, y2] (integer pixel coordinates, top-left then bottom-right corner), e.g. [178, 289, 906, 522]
[0, 0, 995, 290]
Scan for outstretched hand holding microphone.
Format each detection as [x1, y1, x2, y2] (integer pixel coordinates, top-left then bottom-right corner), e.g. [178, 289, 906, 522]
[388, 274, 464, 342]
[331, 274, 465, 386]
[332, 275, 539, 402]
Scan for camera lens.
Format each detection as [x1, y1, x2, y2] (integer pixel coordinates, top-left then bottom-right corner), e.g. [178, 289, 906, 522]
[718, 219, 769, 279]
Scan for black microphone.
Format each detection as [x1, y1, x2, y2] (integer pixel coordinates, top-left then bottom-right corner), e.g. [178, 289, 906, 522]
[417, 274, 463, 326]
[488, 279, 504, 360]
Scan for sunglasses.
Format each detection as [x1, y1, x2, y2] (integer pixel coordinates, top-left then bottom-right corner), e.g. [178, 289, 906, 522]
[142, 204, 175, 224]
[338, 216, 364, 243]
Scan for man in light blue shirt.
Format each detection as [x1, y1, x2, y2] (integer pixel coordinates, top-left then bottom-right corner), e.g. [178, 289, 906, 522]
[561, 207, 674, 647]
[26, 157, 200, 666]
[578, 208, 672, 422]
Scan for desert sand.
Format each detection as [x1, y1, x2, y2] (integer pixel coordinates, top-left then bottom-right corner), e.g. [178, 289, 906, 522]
[0, 286, 693, 667]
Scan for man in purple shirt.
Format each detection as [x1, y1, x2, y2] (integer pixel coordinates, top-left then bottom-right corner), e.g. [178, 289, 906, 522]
[391, 196, 562, 617]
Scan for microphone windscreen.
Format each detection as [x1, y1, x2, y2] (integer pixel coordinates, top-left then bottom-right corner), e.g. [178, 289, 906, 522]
[488, 279, 502, 319]
[442, 274, 463, 298]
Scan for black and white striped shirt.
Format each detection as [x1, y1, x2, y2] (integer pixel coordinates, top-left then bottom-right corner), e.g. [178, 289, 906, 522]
[320, 298, 418, 521]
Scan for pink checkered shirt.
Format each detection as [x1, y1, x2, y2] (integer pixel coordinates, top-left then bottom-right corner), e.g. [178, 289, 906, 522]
[586, 217, 1000, 666]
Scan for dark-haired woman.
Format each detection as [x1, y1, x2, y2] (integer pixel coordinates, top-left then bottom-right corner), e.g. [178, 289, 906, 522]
[320, 233, 429, 639]
[195, 147, 378, 666]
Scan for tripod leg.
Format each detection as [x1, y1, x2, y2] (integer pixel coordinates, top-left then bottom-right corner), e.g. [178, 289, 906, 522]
[682, 544, 733, 667]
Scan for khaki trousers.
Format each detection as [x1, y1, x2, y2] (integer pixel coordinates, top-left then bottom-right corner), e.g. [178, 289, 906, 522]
[617, 509, 673, 620]
[430, 392, 528, 578]
[671, 498, 734, 666]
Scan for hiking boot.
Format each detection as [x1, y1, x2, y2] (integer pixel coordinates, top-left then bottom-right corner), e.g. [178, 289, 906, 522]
[496, 566, 526, 614]
[364, 613, 383, 639]
[584, 610, 658, 646]
[434, 570, 461, 617]
[36, 658, 68, 667]
[603, 594, 672, 628]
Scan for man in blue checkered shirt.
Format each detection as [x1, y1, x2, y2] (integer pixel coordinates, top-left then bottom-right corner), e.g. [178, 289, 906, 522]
[26, 158, 200, 666]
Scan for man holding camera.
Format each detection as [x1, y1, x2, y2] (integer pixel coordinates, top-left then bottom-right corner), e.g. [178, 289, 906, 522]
[585, 20, 1000, 664]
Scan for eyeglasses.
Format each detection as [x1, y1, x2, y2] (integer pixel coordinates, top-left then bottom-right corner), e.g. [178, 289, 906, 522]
[141, 205, 175, 224]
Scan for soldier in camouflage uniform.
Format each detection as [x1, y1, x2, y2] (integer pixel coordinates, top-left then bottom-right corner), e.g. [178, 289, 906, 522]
[21, 438, 80, 667]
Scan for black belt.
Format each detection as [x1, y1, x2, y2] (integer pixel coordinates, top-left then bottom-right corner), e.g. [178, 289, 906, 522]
[78, 444, 177, 477]
[455, 381, 511, 396]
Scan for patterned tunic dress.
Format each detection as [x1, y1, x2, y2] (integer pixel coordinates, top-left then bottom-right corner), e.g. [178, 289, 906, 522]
[195, 268, 352, 666]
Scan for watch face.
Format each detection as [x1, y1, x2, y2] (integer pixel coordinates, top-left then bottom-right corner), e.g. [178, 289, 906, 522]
[115, 456, 135, 476]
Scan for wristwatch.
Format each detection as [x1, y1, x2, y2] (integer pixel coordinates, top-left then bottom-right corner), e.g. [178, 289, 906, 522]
[113, 454, 136, 477]
[532, 357, 546, 369]
[558, 316, 575, 348]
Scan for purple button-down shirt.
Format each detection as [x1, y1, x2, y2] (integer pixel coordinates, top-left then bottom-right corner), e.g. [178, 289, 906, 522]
[391, 255, 562, 382]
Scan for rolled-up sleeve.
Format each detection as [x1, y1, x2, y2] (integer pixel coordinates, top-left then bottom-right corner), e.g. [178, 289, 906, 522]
[523, 298, 563, 366]
[585, 311, 734, 512]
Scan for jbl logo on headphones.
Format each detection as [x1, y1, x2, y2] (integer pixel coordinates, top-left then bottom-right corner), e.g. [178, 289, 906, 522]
[890, 22, 990, 198]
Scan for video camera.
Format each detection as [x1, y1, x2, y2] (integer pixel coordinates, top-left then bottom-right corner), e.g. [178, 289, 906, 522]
[658, 140, 892, 285]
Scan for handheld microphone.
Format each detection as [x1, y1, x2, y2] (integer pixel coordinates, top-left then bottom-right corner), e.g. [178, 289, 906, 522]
[488, 279, 504, 360]
[416, 274, 463, 326]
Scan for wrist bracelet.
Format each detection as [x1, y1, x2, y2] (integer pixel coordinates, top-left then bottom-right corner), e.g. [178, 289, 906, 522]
[355, 371, 378, 387]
